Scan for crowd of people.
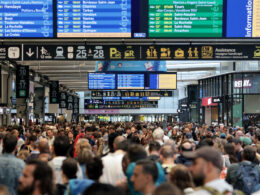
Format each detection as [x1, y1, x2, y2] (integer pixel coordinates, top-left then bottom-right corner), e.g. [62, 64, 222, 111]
[0, 121, 260, 195]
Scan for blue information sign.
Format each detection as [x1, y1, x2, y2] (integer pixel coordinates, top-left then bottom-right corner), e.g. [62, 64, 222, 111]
[0, 0, 53, 38]
[88, 73, 116, 90]
[57, 0, 131, 38]
[117, 74, 144, 89]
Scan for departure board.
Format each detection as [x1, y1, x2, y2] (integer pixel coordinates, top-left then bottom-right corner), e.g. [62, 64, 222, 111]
[0, 0, 53, 38]
[57, 0, 131, 38]
[148, 0, 223, 37]
[117, 74, 144, 89]
[149, 73, 177, 89]
[88, 73, 116, 90]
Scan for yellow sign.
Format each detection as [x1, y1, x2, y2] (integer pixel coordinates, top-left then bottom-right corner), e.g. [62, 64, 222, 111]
[201, 46, 213, 59]
[188, 47, 199, 59]
[146, 46, 158, 59]
[160, 47, 171, 59]
[174, 48, 185, 59]
[124, 46, 136, 59]
[253, 46, 260, 58]
[110, 47, 121, 59]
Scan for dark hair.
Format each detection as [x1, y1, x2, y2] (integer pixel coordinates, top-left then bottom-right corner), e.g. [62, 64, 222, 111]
[169, 165, 194, 191]
[152, 183, 183, 195]
[3, 134, 17, 153]
[108, 133, 119, 152]
[127, 144, 147, 162]
[86, 157, 103, 181]
[149, 141, 161, 152]
[242, 146, 256, 162]
[53, 136, 70, 156]
[61, 158, 78, 179]
[136, 160, 158, 183]
[224, 143, 238, 163]
[233, 138, 242, 145]
[26, 159, 54, 195]
[83, 183, 125, 195]
[29, 135, 37, 142]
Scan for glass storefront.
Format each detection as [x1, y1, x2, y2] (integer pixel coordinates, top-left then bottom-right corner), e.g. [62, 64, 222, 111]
[199, 72, 260, 127]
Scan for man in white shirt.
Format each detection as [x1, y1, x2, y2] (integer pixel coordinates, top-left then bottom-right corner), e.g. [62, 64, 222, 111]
[99, 135, 125, 185]
[183, 146, 234, 195]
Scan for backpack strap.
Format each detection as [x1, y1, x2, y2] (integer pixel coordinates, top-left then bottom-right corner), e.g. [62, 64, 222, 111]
[197, 186, 223, 195]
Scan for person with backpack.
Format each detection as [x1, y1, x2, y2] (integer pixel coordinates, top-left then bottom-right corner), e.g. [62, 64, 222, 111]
[183, 146, 237, 195]
[226, 145, 260, 195]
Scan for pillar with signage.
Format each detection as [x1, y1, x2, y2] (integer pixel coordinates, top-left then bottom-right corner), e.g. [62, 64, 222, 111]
[34, 86, 45, 124]
[66, 94, 73, 122]
[16, 65, 29, 125]
[48, 81, 59, 122]
[59, 91, 67, 122]
[72, 96, 79, 122]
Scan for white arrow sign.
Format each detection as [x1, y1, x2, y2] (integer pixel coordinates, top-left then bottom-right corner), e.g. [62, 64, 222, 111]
[26, 48, 34, 57]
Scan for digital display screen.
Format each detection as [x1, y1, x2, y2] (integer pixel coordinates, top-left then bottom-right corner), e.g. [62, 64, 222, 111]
[0, 0, 53, 38]
[88, 73, 116, 90]
[149, 73, 177, 89]
[117, 74, 144, 89]
[226, 0, 260, 37]
[57, 0, 131, 38]
[148, 0, 223, 38]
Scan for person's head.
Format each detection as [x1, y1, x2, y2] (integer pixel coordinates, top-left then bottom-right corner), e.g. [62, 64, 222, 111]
[131, 160, 158, 194]
[235, 130, 244, 138]
[160, 145, 174, 163]
[3, 134, 17, 153]
[61, 158, 78, 182]
[18, 159, 54, 195]
[168, 164, 194, 191]
[11, 129, 19, 138]
[47, 129, 54, 138]
[179, 141, 192, 154]
[183, 146, 223, 187]
[148, 141, 161, 154]
[153, 128, 164, 142]
[152, 183, 183, 195]
[75, 138, 91, 155]
[127, 144, 147, 162]
[224, 143, 238, 163]
[86, 157, 103, 182]
[53, 136, 70, 156]
[242, 145, 256, 162]
[38, 138, 50, 154]
[17, 149, 30, 161]
[113, 136, 125, 151]
[232, 138, 242, 152]
[83, 183, 125, 195]
[28, 135, 37, 146]
[78, 147, 93, 165]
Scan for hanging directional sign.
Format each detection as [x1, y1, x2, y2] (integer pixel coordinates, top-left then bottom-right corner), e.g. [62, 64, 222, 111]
[16, 44, 260, 61]
[49, 81, 59, 104]
[73, 96, 79, 114]
[16, 65, 29, 98]
[67, 94, 74, 110]
[59, 92, 67, 108]
[0, 45, 21, 60]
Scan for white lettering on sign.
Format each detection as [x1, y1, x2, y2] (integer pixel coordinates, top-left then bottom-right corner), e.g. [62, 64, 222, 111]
[234, 79, 252, 88]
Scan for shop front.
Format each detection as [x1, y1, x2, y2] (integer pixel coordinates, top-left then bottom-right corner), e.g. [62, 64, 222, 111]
[199, 72, 260, 128]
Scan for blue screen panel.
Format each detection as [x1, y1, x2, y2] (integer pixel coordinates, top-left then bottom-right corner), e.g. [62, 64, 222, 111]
[149, 74, 159, 89]
[226, 0, 252, 37]
[88, 73, 116, 90]
[117, 74, 144, 89]
[0, 0, 53, 38]
[57, 0, 131, 38]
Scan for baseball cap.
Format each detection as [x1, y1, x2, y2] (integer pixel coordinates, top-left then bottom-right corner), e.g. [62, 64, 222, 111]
[183, 146, 223, 170]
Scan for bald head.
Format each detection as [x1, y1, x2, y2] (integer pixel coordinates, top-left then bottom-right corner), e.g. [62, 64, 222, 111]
[38, 138, 50, 153]
[113, 136, 125, 150]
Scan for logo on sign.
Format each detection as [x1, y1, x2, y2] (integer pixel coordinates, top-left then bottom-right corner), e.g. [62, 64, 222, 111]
[201, 46, 213, 59]
[234, 79, 252, 88]
[174, 48, 184, 59]
[8, 47, 20, 59]
[40, 46, 52, 59]
[110, 48, 121, 59]
[146, 46, 158, 59]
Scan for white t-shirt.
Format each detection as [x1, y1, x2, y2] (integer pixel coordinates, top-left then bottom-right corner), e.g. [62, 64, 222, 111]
[99, 150, 125, 185]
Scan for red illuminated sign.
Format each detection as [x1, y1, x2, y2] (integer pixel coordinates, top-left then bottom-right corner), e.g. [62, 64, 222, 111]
[202, 97, 218, 106]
